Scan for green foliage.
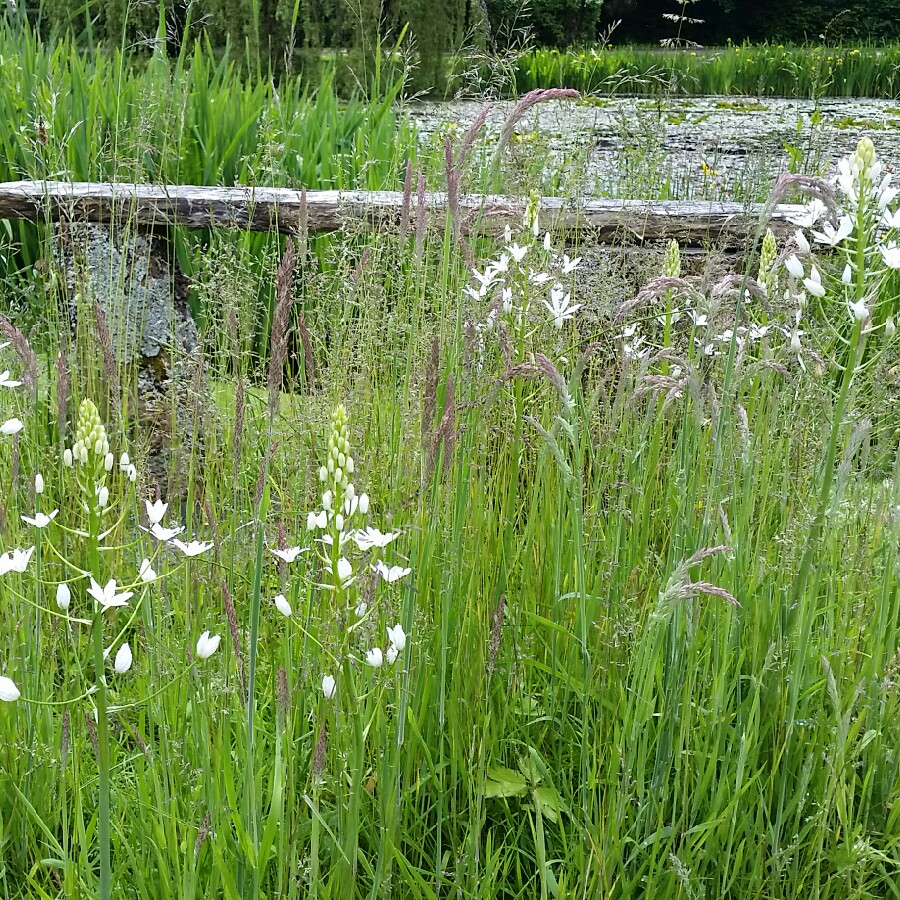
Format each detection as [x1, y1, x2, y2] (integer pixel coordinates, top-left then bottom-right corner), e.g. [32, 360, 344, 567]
[486, 0, 605, 47]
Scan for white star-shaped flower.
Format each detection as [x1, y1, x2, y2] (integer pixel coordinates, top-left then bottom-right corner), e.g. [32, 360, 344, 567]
[352, 527, 400, 551]
[145, 499, 168, 525]
[0, 370, 23, 388]
[170, 539, 214, 557]
[270, 546, 307, 563]
[0, 546, 35, 576]
[21, 509, 59, 528]
[372, 560, 411, 583]
[87, 577, 133, 610]
[148, 523, 184, 541]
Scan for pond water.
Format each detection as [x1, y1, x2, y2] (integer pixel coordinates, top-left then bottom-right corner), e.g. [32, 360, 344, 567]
[408, 96, 900, 202]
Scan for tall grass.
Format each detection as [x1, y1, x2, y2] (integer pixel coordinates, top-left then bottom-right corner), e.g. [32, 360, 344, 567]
[510, 42, 900, 98]
[1, 114, 900, 900]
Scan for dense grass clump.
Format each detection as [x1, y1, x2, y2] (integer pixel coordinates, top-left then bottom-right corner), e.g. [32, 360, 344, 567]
[1, 123, 900, 900]
[510, 42, 900, 98]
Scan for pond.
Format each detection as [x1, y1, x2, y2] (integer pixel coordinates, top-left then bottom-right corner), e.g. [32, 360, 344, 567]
[409, 96, 900, 202]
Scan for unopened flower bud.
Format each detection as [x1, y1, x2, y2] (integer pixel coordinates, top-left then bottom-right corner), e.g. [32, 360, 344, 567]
[346, 457, 354, 473]
[319, 466, 328, 482]
[120, 451, 130, 468]
[127, 464, 137, 482]
[94, 438, 104, 456]
[56, 582, 71, 611]
[663, 239, 681, 278]
[104, 452, 114, 472]
[887, 316, 896, 338]
[98, 486, 109, 508]
[359, 493, 369, 515]
[334, 467, 343, 484]
[322, 490, 332, 511]
[338, 452, 345, 469]
[63, 448, 73, 467]
[79, 445, 88, 464]
[335, 513, 344, 532]
[346, 483, 355, 501]
[35, 473, 44, 494]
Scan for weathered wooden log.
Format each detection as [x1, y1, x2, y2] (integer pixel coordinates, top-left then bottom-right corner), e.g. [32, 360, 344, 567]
[0, 180, 810, 248]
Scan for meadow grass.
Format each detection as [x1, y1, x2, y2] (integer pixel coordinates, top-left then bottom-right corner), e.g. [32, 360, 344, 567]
[1, 114, 900, 900]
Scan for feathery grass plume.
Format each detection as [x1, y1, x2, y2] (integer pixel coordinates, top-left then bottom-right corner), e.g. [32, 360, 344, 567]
[276, 666, 289, 729]
[535, 353, 573, 415]
[227, 309, 239, 375]
[268, 236, 296, 418]
[523, 414, 574, 485]
[85, 710, 100, 760]
[488, 593, 506, 680]
[457, 102, 493, 175]
[463, 319, 477, 377]
[438, 374, 456, 476]
[617, 276, 699, 321]
[298, 310, 315, 392]
[194, 813, 212, 861]
[353, 246, 371, 286]
[415, 171, 427, 263]
[233, 376, 245, 477]
[494, 88, 580, 166]
[630, 374, 689, 406]
[0, 314, 38, 401]
[56, 350, 70, 447]
[297, 187, 308, 267]
[221, 579, 246, 702]
[657, 545, 737, 613]
[709, 274, 770, 310]
[254, 439, 279, 514]
[92, 301, 120, 404]
[399, 159, 413, 244]
[679, 581, 742, 608]
[311, 723, 327, 782]
[736, 403, 750, 453]
[769, 172, 838, 217]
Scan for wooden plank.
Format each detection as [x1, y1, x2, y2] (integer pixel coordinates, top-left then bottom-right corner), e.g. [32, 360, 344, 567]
[0, 180, 810, 247]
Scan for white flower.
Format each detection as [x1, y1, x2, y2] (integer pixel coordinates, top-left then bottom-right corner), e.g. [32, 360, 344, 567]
[170, 539, 214, 557]
[149, 523, 184, 541]
[372, 560, 411, 583]
[87, 577, 133, 610]
[560, 254, 581, 274]
[346, 457, 355, 474]
[97, 486, 109, 509]
[1, 418, 24, 435]
[195, 631, 221, 660]
[386, 644, 399, 665]
[335, 557, 353, 585]
[880, 243, 900, 269]
[842, 264, 853, 285]
[530, 270, 552, 286]
[358, 493, 370, 515]
[119, 452, 130, 470]
[501, 286, 513, 313]
[387, 623, 407, 651]
[789, 329, 803, 353]
[0, 546, 35, 576]
[322, 674, 336, 699]
[0, 370, 22, 388]
[63, 448, 73, 467]
[271, 546, 306, 563]
[56, 582, 71, 611]
[34, 473, 44, 494]
[139, 559, 156, 582]
[353, 527, 400, 551]
[318, 465, 328, 482]
[796, 199, 828, 228]
[114, 642, 133, 674]
[322, 490, 332, 511]
[0, 676, 20, 702]
[126, 464, 137, 482]
[344, 494, 359, 517]
[21, 509, 59, 528]
[803, 267, 826, 298]
[365, 647, 384, 668]
[355, 601, 367, 617]
[795, 229, 811, 255]
[784, 255, 804, 279]
[541, 285, 581, 329]
[335, 513, 345, 532]
[812, 215, 853, 247]
[273, 593, 292, 617]
[507, 242, 528, 262]
[307, 510, 327, 531]
[849, 298, 869, 322]
[104, 452, 114, 472]
[145, 499, 168, 525]
[883, 208, 900, 229]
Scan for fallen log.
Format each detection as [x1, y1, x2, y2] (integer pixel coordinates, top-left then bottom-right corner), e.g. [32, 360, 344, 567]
[0, 180, 810, 248]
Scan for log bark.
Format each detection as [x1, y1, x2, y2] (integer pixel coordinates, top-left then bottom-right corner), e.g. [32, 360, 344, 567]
[0, 180, 810, 248]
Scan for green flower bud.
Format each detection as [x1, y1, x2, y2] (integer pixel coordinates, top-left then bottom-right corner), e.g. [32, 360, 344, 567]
[663, 239, 681, 278]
